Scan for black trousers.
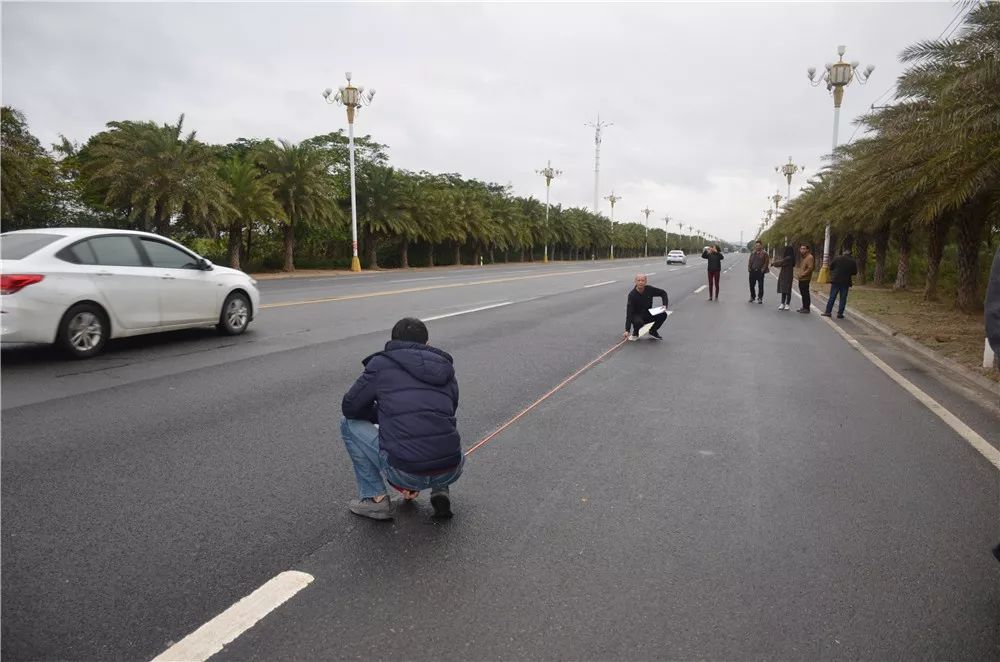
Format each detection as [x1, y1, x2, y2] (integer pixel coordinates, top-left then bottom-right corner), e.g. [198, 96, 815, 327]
[798, 279, 811, 309]
[630, 311, 667, 335]
[749, 271, 765, 299]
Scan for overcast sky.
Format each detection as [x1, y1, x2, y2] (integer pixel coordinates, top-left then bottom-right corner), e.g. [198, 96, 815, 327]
[2, 1, 961, 243]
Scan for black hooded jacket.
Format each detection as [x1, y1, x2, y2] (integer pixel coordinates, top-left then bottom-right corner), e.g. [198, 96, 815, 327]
[342, 340, 461, 473]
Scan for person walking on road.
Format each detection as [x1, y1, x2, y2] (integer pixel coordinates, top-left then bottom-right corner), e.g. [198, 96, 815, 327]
[702, 244, 725, 301]
[770, 245, 796, 311]
[748, 240, 770, 304]
[340, 317, 463, 521]
[822, 247, 859, 319]
[623, 273, 669, 341]
[794, 244, 815, 313]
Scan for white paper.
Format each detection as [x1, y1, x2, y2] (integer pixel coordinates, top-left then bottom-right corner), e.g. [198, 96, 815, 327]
[649, 305, 667, 316]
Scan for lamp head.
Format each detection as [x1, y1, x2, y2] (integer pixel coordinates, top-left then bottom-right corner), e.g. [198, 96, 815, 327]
[837, 44, 846, 57]
[345, 71, 352, 83]
[865, 64, 875, 76]
[807, 66, 817, 80]
[322, 88, 332, 99]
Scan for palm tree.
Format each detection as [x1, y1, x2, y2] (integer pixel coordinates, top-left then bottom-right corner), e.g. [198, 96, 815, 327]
[218, 156, 284, 270]
[259, 140, 340, 272]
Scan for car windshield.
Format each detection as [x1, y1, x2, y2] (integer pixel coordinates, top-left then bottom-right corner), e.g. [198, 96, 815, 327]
[0, 233, 64, 260]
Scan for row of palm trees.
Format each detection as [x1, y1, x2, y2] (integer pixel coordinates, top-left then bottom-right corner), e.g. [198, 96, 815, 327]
[2, 110, 722, 271]
[763, 3, 998, 312]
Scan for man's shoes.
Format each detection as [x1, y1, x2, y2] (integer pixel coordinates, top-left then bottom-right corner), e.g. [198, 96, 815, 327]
[837, 314, 845, 319]
[430, 487, 453, 519]
[708, 297, 713, 301]
[757, 298, 763, 304]
[349, 496, 393, 521]
[798, 308, 810, 314]
[777, 304, 784, 310]
[821, 312, 832, 317]
[749, 297, 756, 303]
[626, 334, 638, 342]
[649, 330, 663, 340]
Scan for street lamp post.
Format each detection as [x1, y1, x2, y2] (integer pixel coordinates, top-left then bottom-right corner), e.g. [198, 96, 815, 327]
[769, 190, 784, 216]
[775, 156, 804, 202]
[662, 215, 672, 257]
[640, 207, 654, 258]
[587, 115, 613, 213]
[605, 190, 621, 259]
[536, 160, 562, 264]
[808, 45, 874, 283]
[324, 72, 375, 272]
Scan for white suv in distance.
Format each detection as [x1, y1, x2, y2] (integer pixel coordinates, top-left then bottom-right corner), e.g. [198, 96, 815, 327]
[1, 228, 260, 358]
[666, 250, 687, 265]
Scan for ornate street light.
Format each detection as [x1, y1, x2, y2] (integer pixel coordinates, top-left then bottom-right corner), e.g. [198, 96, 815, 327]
[808, 45, 874, 283]
[324, 72, 375, 272]
[775, 156, 804, 202]
[536, 160, 562, 264]
[587, 114, 613, 213]
[662, 215, 672, 257]
[769, 190, 784, 216]
[605, 190, 622, 259]
[640, 207, 654, 258]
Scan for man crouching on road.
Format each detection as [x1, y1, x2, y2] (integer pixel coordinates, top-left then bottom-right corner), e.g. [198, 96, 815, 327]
[623, 273, 669, 341]
[340, 317, 463, 521]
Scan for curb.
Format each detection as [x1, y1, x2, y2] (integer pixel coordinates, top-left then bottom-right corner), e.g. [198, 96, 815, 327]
[810, 287, 1000, 396]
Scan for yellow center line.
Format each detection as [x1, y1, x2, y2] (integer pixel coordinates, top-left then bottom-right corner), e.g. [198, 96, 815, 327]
[260, 267, 616, 310]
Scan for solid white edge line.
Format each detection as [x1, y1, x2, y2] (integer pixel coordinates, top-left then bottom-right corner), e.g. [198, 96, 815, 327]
[421, 301, 512, 322]
[694, 285, 707, 293]
[388, 276, 447, 283]
[152, 570, 314, 662]
[779, 274, 1000, 470]
[584, 280, 617, 288]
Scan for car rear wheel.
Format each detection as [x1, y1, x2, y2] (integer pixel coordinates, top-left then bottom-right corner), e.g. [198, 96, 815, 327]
[217, 291, 251, 335]
[57, 303, 109, 359]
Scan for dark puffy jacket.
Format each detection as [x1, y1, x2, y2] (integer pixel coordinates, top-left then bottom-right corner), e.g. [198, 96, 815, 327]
[342, 340, 461, 473]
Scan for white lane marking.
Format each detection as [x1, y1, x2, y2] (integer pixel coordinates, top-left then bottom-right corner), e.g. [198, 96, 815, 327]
[784, 277, 1000, 470]
[584, 280, 617, 288]
[694, 285, 707, 293]
[153, 571, 314, 662]
[645, 272, 657, 276]
[389, 276, 447, 283]
[421, 301, 513, 322]
[669, 268, 679, 272]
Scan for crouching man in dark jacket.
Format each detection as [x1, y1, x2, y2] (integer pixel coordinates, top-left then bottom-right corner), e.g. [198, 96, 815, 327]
[341, 317, 463, 521]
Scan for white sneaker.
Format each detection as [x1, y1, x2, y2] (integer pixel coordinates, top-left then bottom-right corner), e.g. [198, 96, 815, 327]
[627, 335, 639, 341]
[777, 303, 784, 310]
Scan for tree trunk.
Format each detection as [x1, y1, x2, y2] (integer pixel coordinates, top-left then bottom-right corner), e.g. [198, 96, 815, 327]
[283, 223, 295, 272]
[923, 215, 950, 301]
[873, 228, 889, 286]
[245, 223, 253, 266]
[955, 200, 986, 312]
[893, 226, 911, 290]
[454, 242, 462, 266]
[400, 236, 410, 269]
[489, 245, 495, 264]
[428, 243, 435, 267]
[473, 243, 482, 265]
[855, 235, 869, 285]
[227, 220, 243, 270]
[365, 226, 378, 269]
[519, 247, 525, 262]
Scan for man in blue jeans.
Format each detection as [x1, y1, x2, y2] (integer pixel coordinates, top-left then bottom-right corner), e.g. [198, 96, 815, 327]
[341, 317, 463, 520]
[822, 247, 859, 319]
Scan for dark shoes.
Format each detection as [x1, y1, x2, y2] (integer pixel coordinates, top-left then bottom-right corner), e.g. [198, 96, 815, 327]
[757, 298, 763, 304]
[821, 312, 832, 317]
[837, 314, 845, 319]
[430, 487, 453, 519]
[798, 308, 810, 314]
[649, 330, 663, 340]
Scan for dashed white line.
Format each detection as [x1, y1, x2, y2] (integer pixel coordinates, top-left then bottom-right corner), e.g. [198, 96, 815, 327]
[152, 571, 314, 662]
[422, 301, 513, 321]
[694, 285, 707, 293]
[389, 276, 447, 283]
[584, 280, 617, 288]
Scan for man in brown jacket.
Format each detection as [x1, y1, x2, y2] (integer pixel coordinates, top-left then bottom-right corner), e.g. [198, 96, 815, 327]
[747, 240, 770, 304]
[794, 244, 815, 313]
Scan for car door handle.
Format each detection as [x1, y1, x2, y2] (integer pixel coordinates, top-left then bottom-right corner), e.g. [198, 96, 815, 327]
[161, 274, 176, 280]
[96, 271, 114, 277]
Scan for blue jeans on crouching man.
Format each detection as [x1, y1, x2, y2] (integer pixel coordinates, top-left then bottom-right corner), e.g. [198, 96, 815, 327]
[340, 416, 464, 499]
[825, 283, 850, 316]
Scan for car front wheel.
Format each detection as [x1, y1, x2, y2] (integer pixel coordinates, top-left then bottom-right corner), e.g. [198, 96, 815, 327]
[217, 291, 251, 335]
[57, 303, 109, 359]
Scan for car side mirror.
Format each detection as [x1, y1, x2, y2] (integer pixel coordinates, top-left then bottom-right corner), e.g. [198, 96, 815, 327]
[199, 258, 214, 271]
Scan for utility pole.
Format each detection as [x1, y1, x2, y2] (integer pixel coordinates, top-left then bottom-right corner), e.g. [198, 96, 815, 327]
[640, 207, 654, 258]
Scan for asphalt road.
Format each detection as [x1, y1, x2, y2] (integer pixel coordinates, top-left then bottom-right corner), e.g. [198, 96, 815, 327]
[2, 256, 998, 661]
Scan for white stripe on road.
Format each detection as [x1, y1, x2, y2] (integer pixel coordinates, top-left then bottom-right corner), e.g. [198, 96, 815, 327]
[645, 272, 657, 276]
[152, 571, 314, 662]
[389, 276, 447, 283]
[584, 280, 617, 288]
[781, 276, 1000, 470]
[694, 285, 707, 293]
[421, 301, 513, 322]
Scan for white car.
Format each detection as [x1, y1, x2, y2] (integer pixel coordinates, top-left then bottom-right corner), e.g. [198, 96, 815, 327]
[666, 250, 687, 265]
[1, 228, 260, 358]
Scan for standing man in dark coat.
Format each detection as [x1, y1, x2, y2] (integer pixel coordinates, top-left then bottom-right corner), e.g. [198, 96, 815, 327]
[341, 317, 463, 520]
[822, 247, 860, 319]
[748, 240, 770, 304]
[623, 273, 669, 341]
[771, 245, 796, 311]
[702, 244, 725, 301]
